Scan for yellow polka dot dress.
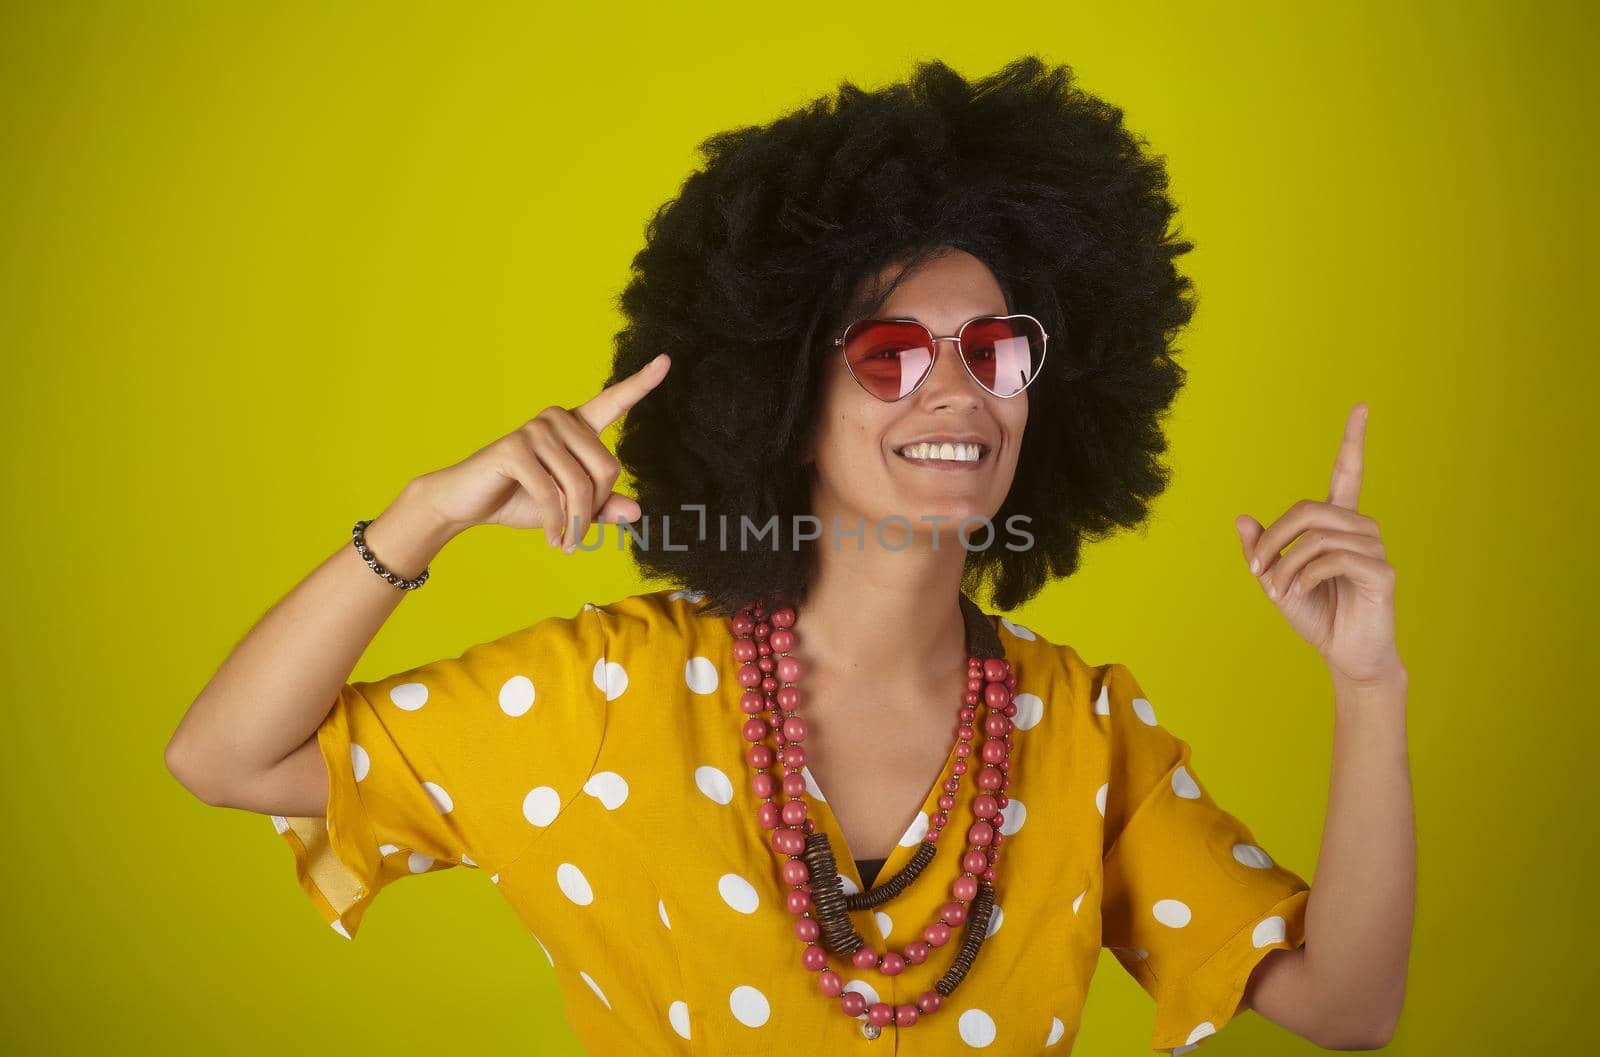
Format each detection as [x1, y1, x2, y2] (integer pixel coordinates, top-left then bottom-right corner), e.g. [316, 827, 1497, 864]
[272, 589, 1310, 1054]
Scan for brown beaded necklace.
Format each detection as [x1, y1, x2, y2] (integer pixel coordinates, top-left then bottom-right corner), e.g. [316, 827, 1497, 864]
[731, 592, 1015, 1039]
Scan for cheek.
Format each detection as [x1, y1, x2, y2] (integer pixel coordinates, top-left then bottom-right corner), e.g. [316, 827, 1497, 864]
[1004, 399, 1028, 440]
[822, 417, 881, 470]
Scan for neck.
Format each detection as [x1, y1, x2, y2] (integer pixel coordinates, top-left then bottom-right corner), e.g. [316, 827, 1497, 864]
[793, 531, 971, 716]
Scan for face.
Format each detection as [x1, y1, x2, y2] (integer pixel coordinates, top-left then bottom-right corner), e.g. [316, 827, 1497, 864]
[804, 247, 1029, 541]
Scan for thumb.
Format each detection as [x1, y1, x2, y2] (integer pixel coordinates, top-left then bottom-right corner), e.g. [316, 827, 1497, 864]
[1235, 514, 1264, 557]
[597, 492, 643, 526]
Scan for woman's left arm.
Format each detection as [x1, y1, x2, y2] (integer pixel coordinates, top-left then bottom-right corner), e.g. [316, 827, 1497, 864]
[1231, 403, 1416, 1049]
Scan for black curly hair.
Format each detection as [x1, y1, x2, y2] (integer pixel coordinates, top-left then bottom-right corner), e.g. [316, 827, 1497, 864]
[605, 55, 1194, 618]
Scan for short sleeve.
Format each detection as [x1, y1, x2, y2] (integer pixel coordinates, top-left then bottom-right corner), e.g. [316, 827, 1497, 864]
[271, 602, 611, 940]
[1096, 663, 1312, 1053]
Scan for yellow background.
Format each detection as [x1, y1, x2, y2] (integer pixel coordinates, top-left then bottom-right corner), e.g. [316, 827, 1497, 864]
[3, 1, 1591, 1052]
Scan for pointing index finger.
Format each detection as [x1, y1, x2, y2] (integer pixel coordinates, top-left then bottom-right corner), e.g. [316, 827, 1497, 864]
[574, 353, 671, 435]
[1327, 402, 1367, 510]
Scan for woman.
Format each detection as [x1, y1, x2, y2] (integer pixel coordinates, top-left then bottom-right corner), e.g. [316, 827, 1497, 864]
[167, 56, 1413, 1054]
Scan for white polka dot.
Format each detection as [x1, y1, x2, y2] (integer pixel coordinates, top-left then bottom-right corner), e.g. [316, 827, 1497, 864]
[593, 657, 629, 701]
[658, 899, 671, 929]
[1000, 617, 1036, 641]
[581, 602, 596, 611]
[421, 780, 453, 813]
[998, 798, 1026, 835]
[684, 656, 720, 695]
[1234, 843, 1274, 869]
[1252, 915, 1288, 947]
[523, 786, 561, 827]
[1152, 898, 1192, 928]
[958, 1007, 998, 1047]
[718, 873, 760, 914]
[407, 852, 434, 873]
[1072, 888, 1086, 914]
[1172, 1045, 1201, 1056]
[1185, 1022, 1217, 1046]
[801, 765, 827, 801]
[1093, 685, 1110, 715]
[270, 815, 288, 834]
[1046, 1016, 1065, 1045]
[1132, 696, 1158, 725]
[729, 985, 770, 1027]
[579, 969, 611, 1009]
[379, 843, 399, 856]
[490, 873, 500, 884]
[499, 675, 535, 717]
[695, 765, 734, 805]
[350, 743, 371, 782]
[390, 681, 428, 711]
[1011, 692, 1044, 730]
[532, 932, 553, 966]
[874, 911, 892, 939]
[899, 811, 929, 846]
[985, 902, 1003, 938]
[331, 920, 352, 940]
[557, 862, 594, 905]
[1171, 766, 1201, 799]
[583, 771, 629, 810]
[1094, 783, 1108, 817]
[839, 874, 861, 896]
[668, 999, 691, 1039]
[842, 979, 879, 1011]
[459, 852, 476, 867]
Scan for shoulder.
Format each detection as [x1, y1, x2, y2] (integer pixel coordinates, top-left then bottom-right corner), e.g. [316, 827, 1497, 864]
[578, 588, 718, 649]
[472, 589, 689, 664]
[981, 607, 1153, 724]
[983, 608, 1092, 689]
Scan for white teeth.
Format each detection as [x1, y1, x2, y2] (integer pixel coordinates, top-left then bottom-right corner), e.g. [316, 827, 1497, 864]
[898, 442, 983, 463]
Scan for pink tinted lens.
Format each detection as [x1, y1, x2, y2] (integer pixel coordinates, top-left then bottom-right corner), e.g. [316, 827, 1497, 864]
[843, 320, 935, 401]
[959, 316, 1044, 397]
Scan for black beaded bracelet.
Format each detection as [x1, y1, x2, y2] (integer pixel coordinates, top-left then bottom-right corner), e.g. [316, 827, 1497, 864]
[352, 518, 430, 591]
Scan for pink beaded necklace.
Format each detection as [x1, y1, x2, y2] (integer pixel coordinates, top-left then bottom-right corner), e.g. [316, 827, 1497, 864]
[730, 594, 1017, 1039]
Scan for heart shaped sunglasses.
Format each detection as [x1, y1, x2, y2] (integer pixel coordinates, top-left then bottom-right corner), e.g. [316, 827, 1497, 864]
[833, 313, 1049, 401]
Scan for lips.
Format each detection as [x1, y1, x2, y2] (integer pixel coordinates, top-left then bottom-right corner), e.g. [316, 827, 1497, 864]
[893, 441, 994, 475]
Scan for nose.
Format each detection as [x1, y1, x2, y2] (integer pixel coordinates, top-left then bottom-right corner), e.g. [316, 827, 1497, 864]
[918, 336, 983, 409]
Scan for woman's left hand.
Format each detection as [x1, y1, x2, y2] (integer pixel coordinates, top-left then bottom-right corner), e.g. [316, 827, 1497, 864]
[1235, 403, 1404, 687]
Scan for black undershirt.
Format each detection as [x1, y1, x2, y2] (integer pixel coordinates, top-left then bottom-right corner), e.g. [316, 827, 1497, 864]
[856, 857, 888, 890]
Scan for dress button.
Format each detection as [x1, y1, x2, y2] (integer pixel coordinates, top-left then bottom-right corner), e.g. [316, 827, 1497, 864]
[860, 1019, 882, 1040]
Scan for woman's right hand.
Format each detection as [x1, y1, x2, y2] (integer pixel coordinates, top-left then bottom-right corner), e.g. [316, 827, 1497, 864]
[414, 353, 671, 552]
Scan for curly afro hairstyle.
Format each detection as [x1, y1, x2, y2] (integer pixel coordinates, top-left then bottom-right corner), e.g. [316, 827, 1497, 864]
[605, 55, 1194, 618]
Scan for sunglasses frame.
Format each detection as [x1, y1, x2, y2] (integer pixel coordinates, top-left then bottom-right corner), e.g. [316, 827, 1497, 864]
[832, 312, 1050, 402]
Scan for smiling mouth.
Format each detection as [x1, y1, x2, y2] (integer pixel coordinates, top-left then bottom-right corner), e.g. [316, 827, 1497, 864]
[894, 441, 990, 464]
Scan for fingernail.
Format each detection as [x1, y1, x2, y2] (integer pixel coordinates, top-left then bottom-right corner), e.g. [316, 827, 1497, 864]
[1249, 557, 1260, 575]
[1266, 580, 1278, 600]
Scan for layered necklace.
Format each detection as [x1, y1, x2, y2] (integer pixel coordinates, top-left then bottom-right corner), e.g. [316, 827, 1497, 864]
[729, 593, 1016, 1039]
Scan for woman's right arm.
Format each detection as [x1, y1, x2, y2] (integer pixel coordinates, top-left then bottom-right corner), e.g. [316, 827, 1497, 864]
[163, 353, 671, 817]
[163, 478, 460, 815]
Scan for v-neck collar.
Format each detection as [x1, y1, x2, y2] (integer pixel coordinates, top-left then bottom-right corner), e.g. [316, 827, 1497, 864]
[806, 722, 966, 891]
[696, 590, 1006, 893]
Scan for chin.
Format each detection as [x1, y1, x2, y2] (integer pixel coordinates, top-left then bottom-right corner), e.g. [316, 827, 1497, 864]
[870, 496, 1003, 536]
